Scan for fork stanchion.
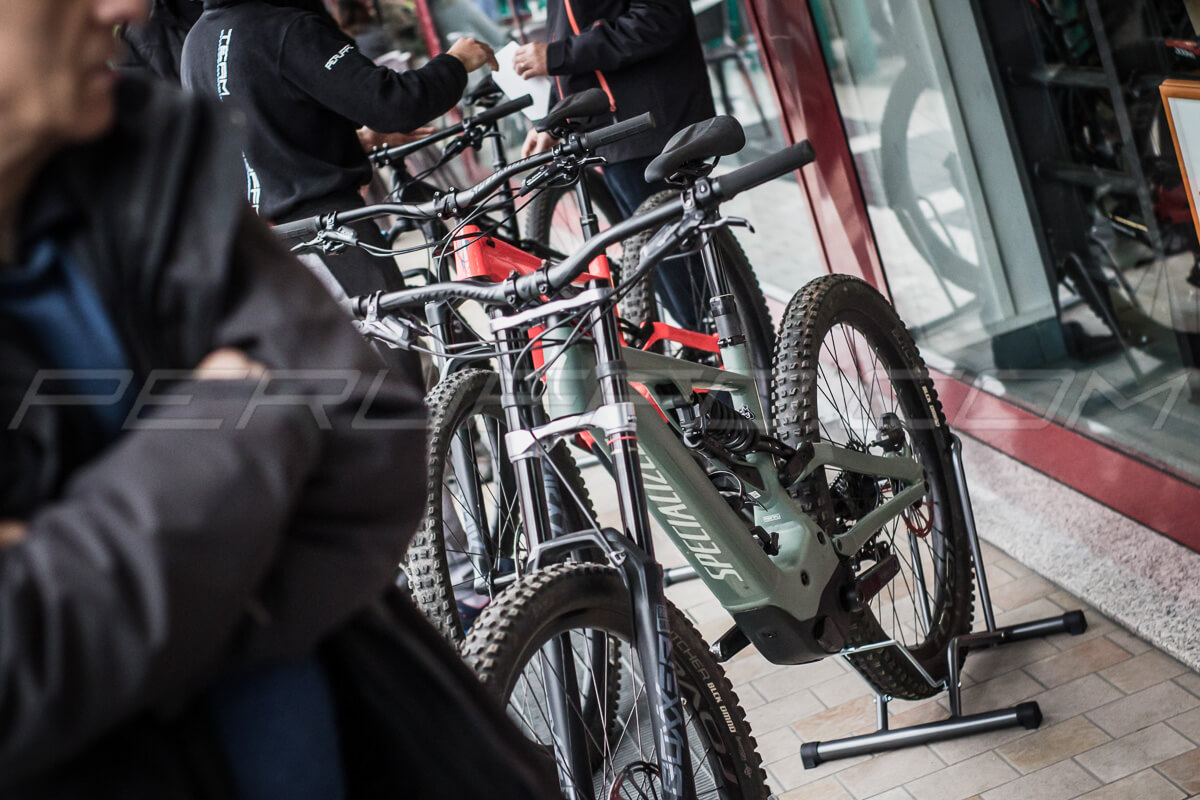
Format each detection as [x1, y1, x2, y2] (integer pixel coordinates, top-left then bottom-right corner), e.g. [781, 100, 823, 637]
[799, 432, 1087, 769]
[663, 565, 699, 586]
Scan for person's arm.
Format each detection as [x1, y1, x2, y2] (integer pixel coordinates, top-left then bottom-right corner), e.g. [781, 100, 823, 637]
[0, 375, 322, 783]
[277, 13, 490, 133]
[545, 0, 693, 75]
[203, 208, 428, 664]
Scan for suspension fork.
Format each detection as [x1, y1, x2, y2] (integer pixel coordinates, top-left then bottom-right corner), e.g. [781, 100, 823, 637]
[585, 283, 697, 800]
[492, 315, 596, 800]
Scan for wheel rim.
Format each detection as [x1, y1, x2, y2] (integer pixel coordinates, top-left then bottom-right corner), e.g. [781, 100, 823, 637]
[502, 615, 740, 800]
[811, 317, 954, 655]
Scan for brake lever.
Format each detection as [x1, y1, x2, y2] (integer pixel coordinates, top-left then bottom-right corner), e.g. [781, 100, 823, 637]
[319, 225, 359, 255]
[353, 292, 421, 350]
[699, 216, 755, 235]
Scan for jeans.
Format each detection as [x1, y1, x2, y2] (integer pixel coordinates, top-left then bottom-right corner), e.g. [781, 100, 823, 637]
[602, 157, 709, 332]
[207, 659, 346, 800]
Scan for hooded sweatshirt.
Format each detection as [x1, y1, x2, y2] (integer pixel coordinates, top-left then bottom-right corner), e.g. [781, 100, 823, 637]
[120, 0, 205, 83]
[181, 0, 467, 221]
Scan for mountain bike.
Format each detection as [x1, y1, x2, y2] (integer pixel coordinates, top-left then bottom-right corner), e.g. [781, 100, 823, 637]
[283, 107, 777, 646]
[323, 120, 972, 799]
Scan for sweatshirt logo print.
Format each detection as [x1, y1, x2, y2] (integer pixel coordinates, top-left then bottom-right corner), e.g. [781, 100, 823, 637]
[244, 155, 261, 213]
[325, 44, 354, 71]
[216, 29, 233, 97]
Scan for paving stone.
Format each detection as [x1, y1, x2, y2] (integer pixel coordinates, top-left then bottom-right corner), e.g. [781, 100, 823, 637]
[723, 652, 786, 686]
[995, 716, 1111, 774]
[1087, 681, 1200, 738]
[1073, 769, 1185, 800]
[1028, 674, 1124, 722]
[738, 683, 767, 711]
[1165, 706, 1200, 745]
[754, 725, 801, 765]
[1172, 671, 1200, 700]
[979, 759, 1099, 800]
[961, 637, 1058, 683]
[791, 696, 878, 743]
[743, 687, 824, 736]
[1155, 747, 1200, 795]
[752, 659, 845, 702]
[1024, 637, 1131, 689]
[863, 789, 914, 800]
[768, 750, 869, 792]
[778, 775, 853, 800]
[1105, 627, 1153, 657]
[928, 720, 1033, 766]
[904, 752, 1018, 800]
[1099, 651, 1189, 695]
[1074, 723, 1194, 783]
[835, 746, 943, 799]
[811, 671, 875, 708]
[988, 574, 1054, 613]
[956, 667, 1042, 712]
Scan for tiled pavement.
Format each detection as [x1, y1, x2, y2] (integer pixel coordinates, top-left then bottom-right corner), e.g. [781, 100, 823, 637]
[580, 466, 1200, 799]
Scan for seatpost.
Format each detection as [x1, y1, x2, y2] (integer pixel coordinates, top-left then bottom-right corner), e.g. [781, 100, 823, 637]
[687, 183, 745, 350]
[486, 121, 521, 241]
[573, 171, 602, 240]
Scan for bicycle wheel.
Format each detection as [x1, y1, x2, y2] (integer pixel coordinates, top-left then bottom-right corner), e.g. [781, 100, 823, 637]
[615, 189, 776, 418]
[879, 61, 980, 294]
[407, 368, 597, 646]
[526, 167, 623, 256]
[773, 275, 973, 699]
[464, 562, 770, 800]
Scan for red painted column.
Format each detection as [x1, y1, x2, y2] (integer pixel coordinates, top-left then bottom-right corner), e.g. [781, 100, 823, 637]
[739, 0, 889, 295]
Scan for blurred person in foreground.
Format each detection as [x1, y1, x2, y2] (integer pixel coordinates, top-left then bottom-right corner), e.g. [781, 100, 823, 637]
[0, 1, 555, 797]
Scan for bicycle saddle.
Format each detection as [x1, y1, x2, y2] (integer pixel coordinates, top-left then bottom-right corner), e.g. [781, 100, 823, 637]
[644, 116, 746, 183]
[467, 75, 503, 108]
[535, 88, 611, 133]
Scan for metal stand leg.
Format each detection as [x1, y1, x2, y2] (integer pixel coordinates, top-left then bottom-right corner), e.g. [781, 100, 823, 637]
[800, 433, 1088, 769]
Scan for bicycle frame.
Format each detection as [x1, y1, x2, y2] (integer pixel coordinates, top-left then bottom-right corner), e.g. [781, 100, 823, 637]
[470, 223, 926, 800]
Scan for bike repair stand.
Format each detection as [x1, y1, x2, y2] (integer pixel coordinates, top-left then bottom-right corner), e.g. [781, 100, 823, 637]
[799, 433, 1089, 769]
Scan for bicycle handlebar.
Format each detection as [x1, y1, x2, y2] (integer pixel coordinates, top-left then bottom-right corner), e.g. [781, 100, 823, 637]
[277, 112, 658, 243]
[370, 94, 534, 165]
[713, 140, 815, 200]
[346, 137, 818, 314]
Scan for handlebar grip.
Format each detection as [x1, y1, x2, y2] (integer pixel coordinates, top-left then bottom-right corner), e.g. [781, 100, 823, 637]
[472, 94, 533, 127]
[273, 216, 322, 243]
[581, 112, 656, 151]
[715, 140, 815, 200]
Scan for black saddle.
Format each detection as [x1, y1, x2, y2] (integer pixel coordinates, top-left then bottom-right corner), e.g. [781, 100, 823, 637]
[644, 116, 746, 183]
[467, 76, 504, 108]
[536, 89, 612, 133]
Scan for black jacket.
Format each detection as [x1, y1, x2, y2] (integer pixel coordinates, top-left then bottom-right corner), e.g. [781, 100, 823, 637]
[545, 0, 715, 164]
[120, 0, 205, 83]
[0, 78, 427, 793]
[181, 0, 467, 221]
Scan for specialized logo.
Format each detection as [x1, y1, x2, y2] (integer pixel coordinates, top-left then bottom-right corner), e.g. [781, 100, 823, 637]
[243, 156, 261, 213]
[216, 29, 233, 98]
[640, 454, 744, 583]
[324, 44, 354, 70]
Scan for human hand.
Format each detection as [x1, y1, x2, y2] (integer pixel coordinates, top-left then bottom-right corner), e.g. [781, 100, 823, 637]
[447, 37, 499, 73]
[0, 521, 26, 548]
[358, 126, 437, 152]
[512, 42, 549, 79]
[195, 348, 268, 380]
[522, 127, 557, 159]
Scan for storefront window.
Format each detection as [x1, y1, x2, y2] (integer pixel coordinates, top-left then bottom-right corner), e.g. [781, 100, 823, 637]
[816, 0, 1200, 484]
